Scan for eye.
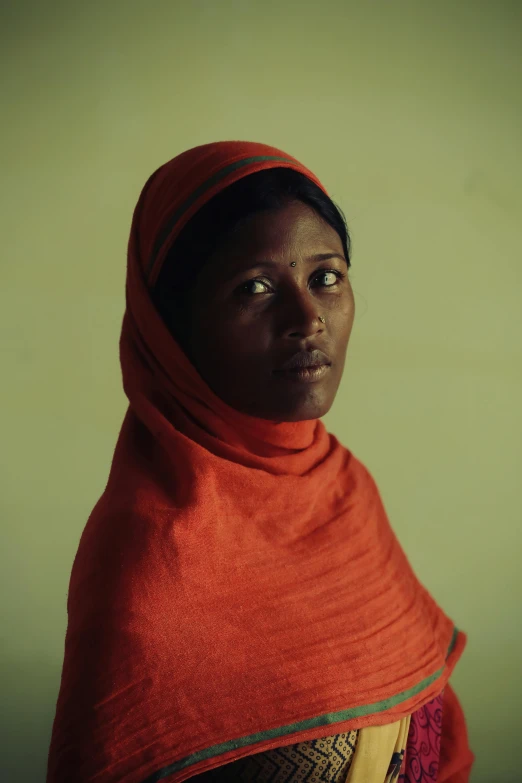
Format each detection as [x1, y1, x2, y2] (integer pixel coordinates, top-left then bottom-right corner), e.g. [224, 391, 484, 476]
[313, 269, 345, 287]
[238, 269, 345, 297]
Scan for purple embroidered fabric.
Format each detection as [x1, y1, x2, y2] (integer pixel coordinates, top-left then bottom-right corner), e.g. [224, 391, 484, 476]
[398, 690, 444, 782]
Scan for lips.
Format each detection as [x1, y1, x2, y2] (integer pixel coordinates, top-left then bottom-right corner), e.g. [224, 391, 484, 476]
[273, 363, 331, 384]
[274, 348, 331, 373]
[283, 364, 324, 372]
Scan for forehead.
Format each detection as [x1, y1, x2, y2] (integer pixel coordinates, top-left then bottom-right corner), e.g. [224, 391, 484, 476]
[218, 200, 342, 259]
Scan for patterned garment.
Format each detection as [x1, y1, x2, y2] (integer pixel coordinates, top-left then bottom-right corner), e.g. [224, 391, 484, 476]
[398, 690, 444, 782]
[194, 731, 359, 782]
[193, 692, 444, 782]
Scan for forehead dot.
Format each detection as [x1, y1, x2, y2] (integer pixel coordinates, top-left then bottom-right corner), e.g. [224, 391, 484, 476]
[290, 262, 296, 267]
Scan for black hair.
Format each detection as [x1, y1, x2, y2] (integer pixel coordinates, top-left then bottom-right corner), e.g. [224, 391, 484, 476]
[151, 167, 351, 345]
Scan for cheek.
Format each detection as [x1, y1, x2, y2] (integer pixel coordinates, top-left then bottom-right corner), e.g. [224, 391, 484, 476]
[331, 299, 354, 339]
[194, 317, 266, 373]
[338, 292, 355, 332]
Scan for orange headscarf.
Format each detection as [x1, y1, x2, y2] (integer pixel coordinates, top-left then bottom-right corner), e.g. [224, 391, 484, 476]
[47, 141, 467, 783]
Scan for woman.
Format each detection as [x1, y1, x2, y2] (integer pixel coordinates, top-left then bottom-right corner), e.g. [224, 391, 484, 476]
[46, 140, 474, 782]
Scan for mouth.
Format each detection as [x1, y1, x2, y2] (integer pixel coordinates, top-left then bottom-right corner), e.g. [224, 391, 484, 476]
[273, 364, 331, 383]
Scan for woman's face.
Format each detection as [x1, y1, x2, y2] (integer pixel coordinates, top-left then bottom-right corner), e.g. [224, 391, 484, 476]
[181, 199, 355, 422]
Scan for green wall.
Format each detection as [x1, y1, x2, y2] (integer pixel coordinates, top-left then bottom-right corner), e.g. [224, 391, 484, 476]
[2, 1, 521, 780]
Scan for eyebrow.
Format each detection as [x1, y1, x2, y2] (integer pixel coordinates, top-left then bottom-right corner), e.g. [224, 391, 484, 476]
[224, 252, 347, 280]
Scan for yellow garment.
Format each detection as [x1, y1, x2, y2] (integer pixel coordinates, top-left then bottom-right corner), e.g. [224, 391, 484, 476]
[347, 715, 411, 783]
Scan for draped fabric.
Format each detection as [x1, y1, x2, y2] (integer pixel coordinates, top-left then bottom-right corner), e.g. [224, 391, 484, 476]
[190, 684, 473, 782]
[46, 141, 472, 783]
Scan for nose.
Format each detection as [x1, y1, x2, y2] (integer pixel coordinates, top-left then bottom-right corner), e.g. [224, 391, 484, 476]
[280, 289, 325, 339]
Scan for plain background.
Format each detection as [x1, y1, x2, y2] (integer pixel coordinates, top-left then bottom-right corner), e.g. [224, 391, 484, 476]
[2, 1, 521, 780]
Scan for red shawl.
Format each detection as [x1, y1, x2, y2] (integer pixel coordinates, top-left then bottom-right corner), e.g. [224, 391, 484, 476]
[47, 141, 470, 782]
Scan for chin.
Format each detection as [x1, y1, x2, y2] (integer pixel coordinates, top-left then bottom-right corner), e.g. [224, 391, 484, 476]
[283, 404, 332, 422]
[228, 378, 337, 422]
[249, 396, 334, 422]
